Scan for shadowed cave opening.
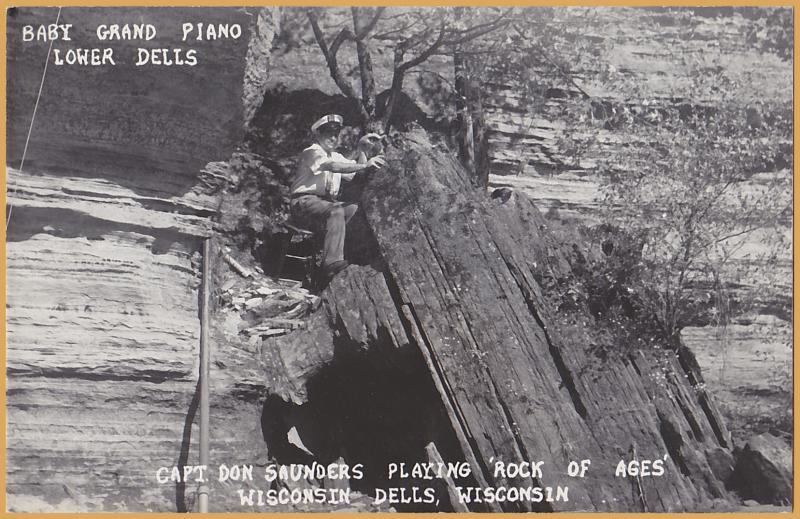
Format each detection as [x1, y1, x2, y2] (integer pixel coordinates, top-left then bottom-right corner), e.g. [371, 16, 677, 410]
[260, 343, 476, 512]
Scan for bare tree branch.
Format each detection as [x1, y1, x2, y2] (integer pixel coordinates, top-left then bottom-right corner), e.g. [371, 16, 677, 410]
[373, 20, 421, 41]
[442, 8, 514, 44]
[397, 25, 437, 54]
[307, 7, 514, 132]
[352, 7, 380, 122]
[354, 6, 385, 39]
[306, 10, 331, 60]
[306, 9, 360, 101]
[329, 27, 356, 57]
[443, 20, 511, 46]
[398, 22, 447, 72]
[376, 11, 419, 22]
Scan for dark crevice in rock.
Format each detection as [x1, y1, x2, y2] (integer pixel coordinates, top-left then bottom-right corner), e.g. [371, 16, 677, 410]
[341, 208, 387, 270]
[675, 394, 705, 442]
[675, 345, 730, 448]
[697, 393, 730, 449]
[628, 354, 643, 376]
[658, 413, 691, 477]
[543, 341, 589, 419]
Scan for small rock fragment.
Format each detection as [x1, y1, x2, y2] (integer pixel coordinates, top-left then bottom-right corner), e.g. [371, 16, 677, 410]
[244, 297, 263, 309]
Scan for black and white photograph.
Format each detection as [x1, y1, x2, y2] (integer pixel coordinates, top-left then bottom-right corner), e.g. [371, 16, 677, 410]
[5, 5, 793, 512]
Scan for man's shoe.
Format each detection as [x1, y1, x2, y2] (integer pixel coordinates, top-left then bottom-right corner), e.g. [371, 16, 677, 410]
[323, 260, 349, 278]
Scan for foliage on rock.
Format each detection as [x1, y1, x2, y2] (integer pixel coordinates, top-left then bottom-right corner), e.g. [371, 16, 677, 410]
[534, 216, 674, 365]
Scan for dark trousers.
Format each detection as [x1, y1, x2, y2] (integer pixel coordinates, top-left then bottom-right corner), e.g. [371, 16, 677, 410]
[291, 195, 358, 266]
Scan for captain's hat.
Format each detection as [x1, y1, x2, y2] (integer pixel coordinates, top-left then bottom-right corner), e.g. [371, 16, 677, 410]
[311, 114, 344, 133]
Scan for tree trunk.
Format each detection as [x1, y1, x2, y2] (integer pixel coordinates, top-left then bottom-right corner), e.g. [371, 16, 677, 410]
[454, 51, 476, 177]
[352, 8, 377, 129]
[380, 70, 405, 133]
[469, 73, 490, 188]
[263, 131, 736, 511]
[454, 51, 489, 189]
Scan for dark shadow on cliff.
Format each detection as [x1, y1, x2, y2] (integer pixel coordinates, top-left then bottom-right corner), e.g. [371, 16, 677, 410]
[6, 205, 202, 256]
[175, 379, 201, 512]
[8, 143, 211, 203]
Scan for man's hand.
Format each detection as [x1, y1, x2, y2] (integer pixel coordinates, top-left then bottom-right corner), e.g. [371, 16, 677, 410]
[367, 155, 386, 170]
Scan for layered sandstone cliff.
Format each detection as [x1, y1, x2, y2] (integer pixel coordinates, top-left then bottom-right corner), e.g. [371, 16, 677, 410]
[6, 7, 271, 511]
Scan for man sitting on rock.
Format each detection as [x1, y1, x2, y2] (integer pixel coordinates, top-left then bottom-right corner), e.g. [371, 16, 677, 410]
[290, 114, 386, 281]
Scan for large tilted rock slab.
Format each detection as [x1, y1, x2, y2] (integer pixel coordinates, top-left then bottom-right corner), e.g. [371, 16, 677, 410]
[262, 133, 737, 511]
[359, 134, 735, 511]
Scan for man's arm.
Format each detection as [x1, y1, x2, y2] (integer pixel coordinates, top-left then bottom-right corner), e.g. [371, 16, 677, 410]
[298, 147, 329, 176]
[320, 156, 386, 179]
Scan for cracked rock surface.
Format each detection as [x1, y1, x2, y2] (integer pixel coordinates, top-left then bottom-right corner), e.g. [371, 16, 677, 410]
[260, 132, 739, 512]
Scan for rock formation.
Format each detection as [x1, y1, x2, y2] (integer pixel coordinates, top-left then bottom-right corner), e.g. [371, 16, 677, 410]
[5, 7, 275, 512]
[730, 433, 792, 505]
[259, 131, 738, 511]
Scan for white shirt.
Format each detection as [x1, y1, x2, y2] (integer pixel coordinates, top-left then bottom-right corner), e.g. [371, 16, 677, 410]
[290, 143, 355, 198]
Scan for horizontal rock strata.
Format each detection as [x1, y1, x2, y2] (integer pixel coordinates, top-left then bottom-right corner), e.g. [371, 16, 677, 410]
[5, 7, 266, 512]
